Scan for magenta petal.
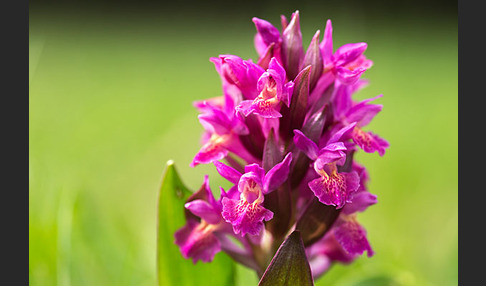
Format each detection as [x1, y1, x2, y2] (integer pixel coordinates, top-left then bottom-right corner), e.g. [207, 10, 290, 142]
[315, 142, 347, 167]
[282, 81, 294, 107]
[266, 57, 291, 104]
[214, 161, 242, 184]
[220, 55, 265, 100]
[261, 117, 280, 139]
[293, 129, 319, 160]
[345, 94, 383, 127]
[254, 33, 267, 56]
[352, 130, 390, 156]
[220, 185, 240, 200]
[307, 234, 356, 279]
[334, 42, 368, 67]
[332, 83, 353, 120]
[322, 234, 357, 263]
[257, 42, 276, 69]
[334, 219, 374, 257]
[252, 17, 281, 46]
[174, 220, 222, 263]
[193, 96, 224, 113]
[191, 142, 228, 167]
[263, 152, 293, 193]
[243, 163, 266, 179]
[342, 191, 378, 215]
[235, 100, 255, 117]
[185, 175, 218, 210]
[352, 161, 370, 187]
[198, 109, 232, 135]
[221, 197, 274, 236]
[185, 200, 222, 225]
[322, 142, 347, 152]
[327, 122, 357, 144]
[267, 57, 287, 83]
[280, 14, 288, 30]
[309, 255, 332, 279]
[335, 66, 366, 85]
[320, 19, 334, 67]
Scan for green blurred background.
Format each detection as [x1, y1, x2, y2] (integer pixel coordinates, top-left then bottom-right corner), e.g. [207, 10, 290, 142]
[29, 0, 457, 285]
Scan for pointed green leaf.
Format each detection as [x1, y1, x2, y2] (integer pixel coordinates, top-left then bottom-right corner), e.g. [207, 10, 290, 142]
[156, 160, 235, 286]
[258, 231, 314, 286]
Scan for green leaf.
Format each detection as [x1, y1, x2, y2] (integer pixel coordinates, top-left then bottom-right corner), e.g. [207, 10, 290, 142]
[156, 160, 236, 286]
[258, 230, 314, 286]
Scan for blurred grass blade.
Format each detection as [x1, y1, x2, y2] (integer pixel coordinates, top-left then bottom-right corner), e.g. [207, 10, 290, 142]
[258, 230, 314, 286]
[156, 160, 236, 286]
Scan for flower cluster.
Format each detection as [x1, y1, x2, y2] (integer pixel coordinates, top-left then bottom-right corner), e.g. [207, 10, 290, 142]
[175, 11, 388, 280]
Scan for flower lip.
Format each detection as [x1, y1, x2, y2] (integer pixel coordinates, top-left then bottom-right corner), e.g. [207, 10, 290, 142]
[333, 215, 374, 257]
[309, 166, 360, 209]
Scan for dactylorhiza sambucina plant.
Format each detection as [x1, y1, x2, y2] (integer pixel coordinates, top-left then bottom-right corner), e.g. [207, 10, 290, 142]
[173, 11, 389, 283]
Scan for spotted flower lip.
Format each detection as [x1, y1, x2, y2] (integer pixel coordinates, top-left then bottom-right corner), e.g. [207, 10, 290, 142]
[174, 10, 388, 280]
[215, 153, 292, 236]
[308, 163, 360, 209]
[333, 215, 374, 257]
[293, 123, 360, 209]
